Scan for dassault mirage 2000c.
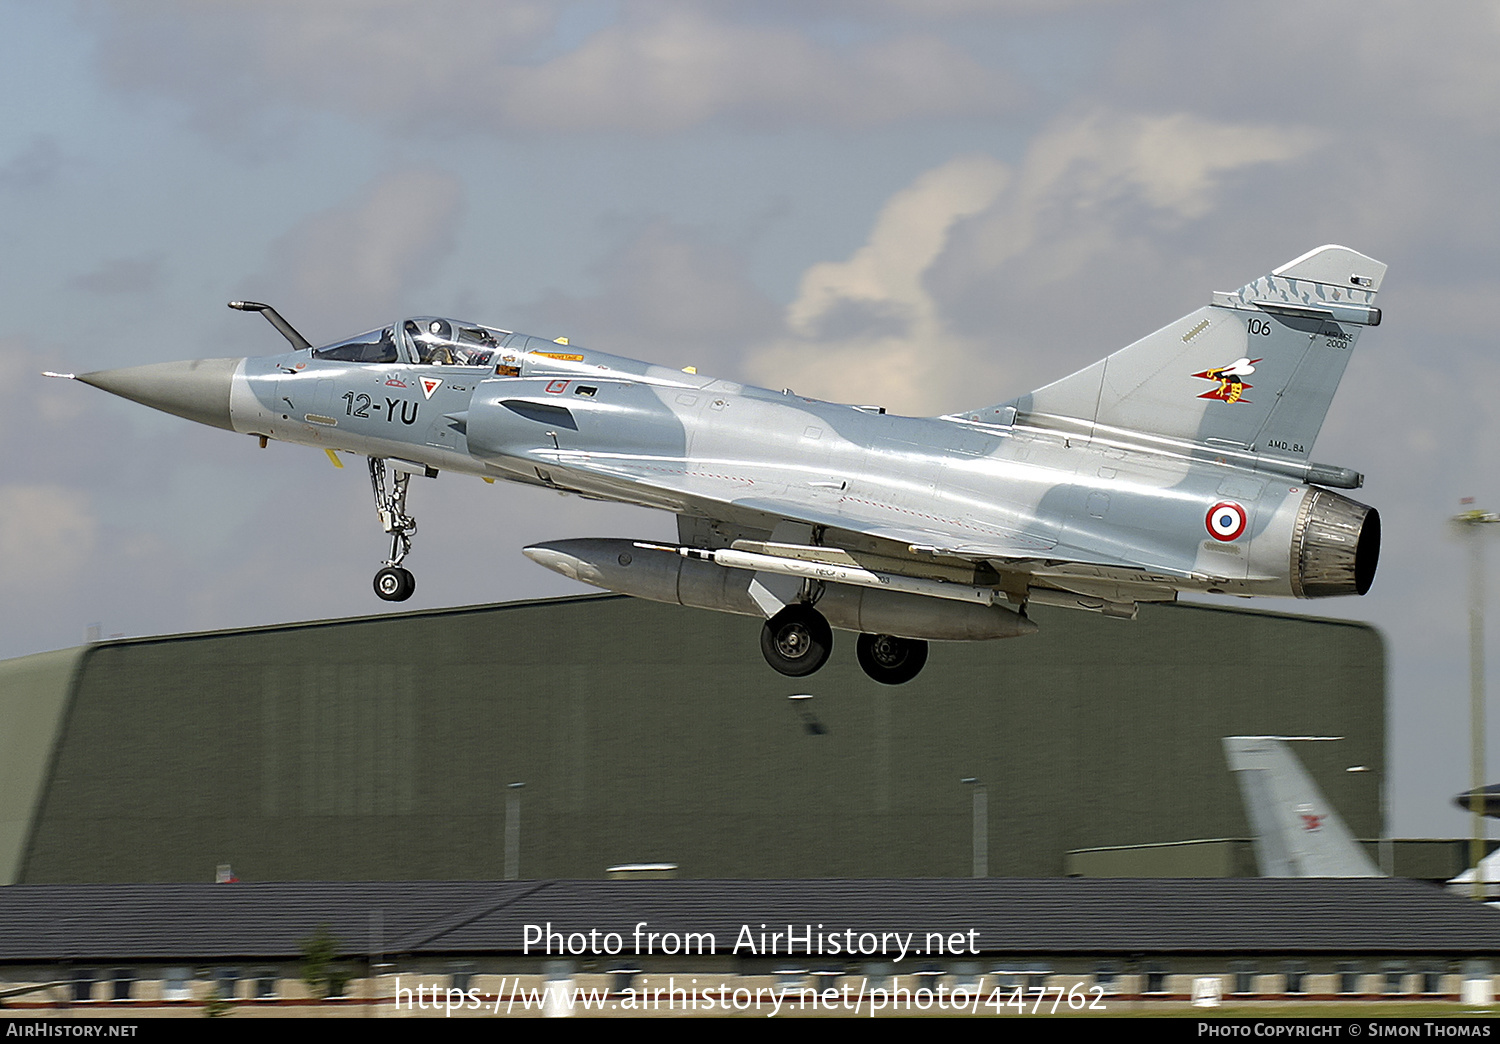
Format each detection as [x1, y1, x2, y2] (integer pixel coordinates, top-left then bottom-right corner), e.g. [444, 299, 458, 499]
[55, 245, 1384, 684]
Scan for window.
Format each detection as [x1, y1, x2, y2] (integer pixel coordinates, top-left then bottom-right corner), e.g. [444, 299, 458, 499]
[403, 318, 506, 367]
[991, 967, 1022, 990]
[1337, 963, 1363, 995]
[950, 962, 981, 989]
[1144, 964, 1168, 994]
[163, 968, 191, 1001]
[111, 969, 133, 1001]
[254, 971, 277, 1000]
[911, 966, 943, 993]
[1231, 961, 1257, 996]
[1094, 962, 1120, 994]
[1420, 965, 1445, 995]
[810, 968, 844, 994]
[71, 969, 95, 1003]
[1383, 963, 1409, 996]
[1283, 962, 1308, 995]
[215, 968, 239, 1001]
[314, 327, 399, 364]
[990, 963, 1048, 990]
[774, 968, 809, 991]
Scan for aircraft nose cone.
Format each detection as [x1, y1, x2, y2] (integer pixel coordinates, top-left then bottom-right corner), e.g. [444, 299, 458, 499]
[77, 357, 241, 432]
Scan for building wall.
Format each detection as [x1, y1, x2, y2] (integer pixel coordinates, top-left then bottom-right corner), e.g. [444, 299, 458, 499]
[1, 961, 1483, 1016]
[0, 647, 86, 885]
[9, 596, 1384, 882]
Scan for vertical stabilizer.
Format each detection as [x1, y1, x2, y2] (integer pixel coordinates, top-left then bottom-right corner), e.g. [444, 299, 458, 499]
[1002, 246, 1385, 461]
[1223, 736, 1381, 878]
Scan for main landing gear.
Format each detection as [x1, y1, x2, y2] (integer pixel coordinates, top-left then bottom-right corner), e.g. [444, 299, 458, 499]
[758, 603, 930, 684]
[760, 604, 833, 677]
[855, 632, 928, 686]
[369, 456, 416, 602]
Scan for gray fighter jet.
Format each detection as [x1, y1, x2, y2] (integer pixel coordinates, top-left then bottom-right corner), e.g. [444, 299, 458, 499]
[54, 245, 1385, 684]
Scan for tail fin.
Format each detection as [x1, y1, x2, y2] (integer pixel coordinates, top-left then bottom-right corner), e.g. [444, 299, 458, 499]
[994, 246, 1385, 461]
[1223, 736, 1381, 878]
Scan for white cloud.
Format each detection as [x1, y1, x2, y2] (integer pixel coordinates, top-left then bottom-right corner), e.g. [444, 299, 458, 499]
[747, 155, 1007, 413]
[949, 111, 1319, 279]
[93, 2, 1016, 135]
[746, 111, 1315, 415]
[498, 12, 1012, 132]
[255, 169, 464, 331]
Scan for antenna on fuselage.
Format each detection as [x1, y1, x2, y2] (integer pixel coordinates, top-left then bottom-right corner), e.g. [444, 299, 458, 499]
[228, 300, 313, 352]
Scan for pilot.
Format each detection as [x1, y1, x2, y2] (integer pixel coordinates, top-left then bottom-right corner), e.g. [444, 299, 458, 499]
[407, 319, 456, 365]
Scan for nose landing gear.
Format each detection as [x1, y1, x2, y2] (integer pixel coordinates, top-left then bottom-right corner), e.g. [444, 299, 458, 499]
[374, 565, 415, 601]
[369, 456, 418, 602]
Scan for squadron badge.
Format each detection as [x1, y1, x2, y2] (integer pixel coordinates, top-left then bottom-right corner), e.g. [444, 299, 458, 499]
[1192, 357, 1261, 404]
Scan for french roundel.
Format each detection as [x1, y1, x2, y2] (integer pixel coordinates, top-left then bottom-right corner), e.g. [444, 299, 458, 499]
[1206, 501, 1248, 542]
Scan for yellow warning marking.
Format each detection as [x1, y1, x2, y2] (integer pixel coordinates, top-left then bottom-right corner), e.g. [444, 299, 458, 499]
[325, 449, 343, 469]
[553, 336, 570, 345]
[682, 366, 697, 374]
[536, 351, 584, 361]
[483, 476, 495, 484]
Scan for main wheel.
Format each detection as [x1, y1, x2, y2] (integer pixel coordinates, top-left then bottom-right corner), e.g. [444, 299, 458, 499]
[374, 566, 415, 602]
[760, 604, 833, 677]
[856, 633, 928, 685]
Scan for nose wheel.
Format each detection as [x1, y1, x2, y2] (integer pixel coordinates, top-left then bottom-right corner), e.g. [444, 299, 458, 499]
[374, 566, 416, 602]
[856, 633, 928, 685]
[368, 456, 418, 602]
[760, 604, 833, 677]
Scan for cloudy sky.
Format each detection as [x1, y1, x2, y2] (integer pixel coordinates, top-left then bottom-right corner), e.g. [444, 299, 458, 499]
[3, 1, 1498, 836]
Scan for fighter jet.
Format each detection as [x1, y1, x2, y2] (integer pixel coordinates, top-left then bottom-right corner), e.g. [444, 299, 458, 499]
[54, 245, 1385, 684]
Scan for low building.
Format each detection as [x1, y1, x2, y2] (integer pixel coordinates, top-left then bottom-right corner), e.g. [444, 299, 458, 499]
[0, 879, 1494, 1015]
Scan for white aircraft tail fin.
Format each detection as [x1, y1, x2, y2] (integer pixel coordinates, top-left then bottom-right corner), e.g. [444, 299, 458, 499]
[1223, 735, 1382, 878]
[988, 246, 1386, 461]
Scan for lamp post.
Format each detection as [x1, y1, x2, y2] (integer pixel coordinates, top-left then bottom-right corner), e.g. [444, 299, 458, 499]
[506, 782, 525, 881]
[1453, 503, 1499, 900]
[961, 778, 987, 878]
[1346, 764, 1391, 875]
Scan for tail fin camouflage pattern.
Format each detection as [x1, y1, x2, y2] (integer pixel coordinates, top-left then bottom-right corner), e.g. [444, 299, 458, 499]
[1009, 246, 1386, 462]
[1223, 736, 1381, 878]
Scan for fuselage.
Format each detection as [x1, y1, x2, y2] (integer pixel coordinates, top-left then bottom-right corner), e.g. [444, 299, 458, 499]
[207, 317, 1370, 607]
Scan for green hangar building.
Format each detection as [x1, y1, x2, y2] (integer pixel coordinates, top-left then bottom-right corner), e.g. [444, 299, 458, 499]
[0, 596, 1384, 885]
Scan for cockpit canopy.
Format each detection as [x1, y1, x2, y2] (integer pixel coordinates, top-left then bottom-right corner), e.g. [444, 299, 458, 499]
[312, 326, 399, 364]
[313, 317, 511, 367]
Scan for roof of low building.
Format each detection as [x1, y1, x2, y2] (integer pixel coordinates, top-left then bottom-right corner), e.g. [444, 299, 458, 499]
[2, 878, 1495, 963]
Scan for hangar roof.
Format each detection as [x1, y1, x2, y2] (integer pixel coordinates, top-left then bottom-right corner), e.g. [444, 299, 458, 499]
[1, 878, 1493, 962]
